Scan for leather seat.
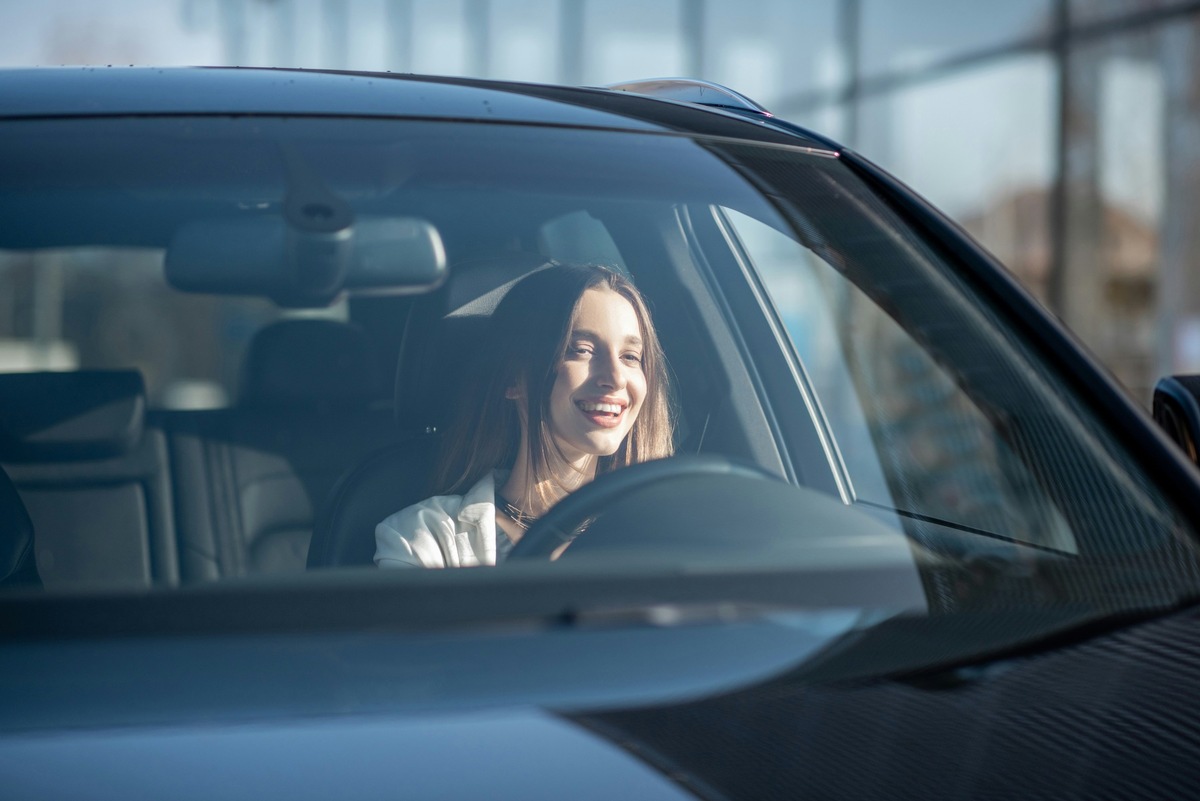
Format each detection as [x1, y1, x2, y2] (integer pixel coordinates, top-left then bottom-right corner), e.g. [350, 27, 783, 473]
[308, 253, 553, 569]
[238, 318, 382, 411]
[0, 370, 176, 589]
[163, 318, 397, 579]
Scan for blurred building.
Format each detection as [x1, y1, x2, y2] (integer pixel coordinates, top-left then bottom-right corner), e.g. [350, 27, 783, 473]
[5, 0, 1200, 403]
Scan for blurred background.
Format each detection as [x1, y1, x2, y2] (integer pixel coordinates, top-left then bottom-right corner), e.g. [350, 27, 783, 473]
[0, 0, 1198, 405]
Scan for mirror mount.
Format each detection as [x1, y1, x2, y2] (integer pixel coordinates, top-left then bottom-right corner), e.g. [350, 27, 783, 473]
[279, 148, 355, 304]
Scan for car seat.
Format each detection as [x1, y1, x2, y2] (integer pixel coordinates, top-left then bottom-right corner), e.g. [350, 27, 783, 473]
[307, 253, 553, 568]
[163, 318, 395, 578]
[0, 370, 175, 589]
[238, 318, 382, 411]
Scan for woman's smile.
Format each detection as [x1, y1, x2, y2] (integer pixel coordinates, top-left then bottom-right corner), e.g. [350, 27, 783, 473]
[575, 397, 629, 428]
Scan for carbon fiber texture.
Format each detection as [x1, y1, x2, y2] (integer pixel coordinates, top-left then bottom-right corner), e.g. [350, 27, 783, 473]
[577, 604, 1200, 801]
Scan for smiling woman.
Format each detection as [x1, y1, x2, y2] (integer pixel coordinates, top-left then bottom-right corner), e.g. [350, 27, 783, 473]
[374, 263, 675, 569]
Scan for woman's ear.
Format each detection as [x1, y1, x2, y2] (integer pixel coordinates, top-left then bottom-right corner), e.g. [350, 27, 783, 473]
[505, 382, 524, 400]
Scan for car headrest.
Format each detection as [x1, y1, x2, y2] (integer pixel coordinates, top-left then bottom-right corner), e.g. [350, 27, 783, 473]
[0, 463, 38, 587]
[394, 253, 553, 430]
[239, 319, 381, 409]
[0, 370, 145, 462]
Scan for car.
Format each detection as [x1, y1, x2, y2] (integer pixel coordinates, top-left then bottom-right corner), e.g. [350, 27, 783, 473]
[3, 66, 1200, 799]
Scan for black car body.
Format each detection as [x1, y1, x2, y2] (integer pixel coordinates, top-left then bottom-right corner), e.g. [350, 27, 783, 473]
[3, 67, 1200, 799]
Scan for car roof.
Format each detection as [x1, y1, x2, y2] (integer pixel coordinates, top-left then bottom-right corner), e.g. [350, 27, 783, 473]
[0, 66, 836, 151]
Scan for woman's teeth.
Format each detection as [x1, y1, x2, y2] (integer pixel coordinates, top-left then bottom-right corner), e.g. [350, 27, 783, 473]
[578, 401, 622, 415]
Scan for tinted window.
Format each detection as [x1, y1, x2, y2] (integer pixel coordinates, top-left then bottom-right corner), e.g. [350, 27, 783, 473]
[730, 209, 1076, 553]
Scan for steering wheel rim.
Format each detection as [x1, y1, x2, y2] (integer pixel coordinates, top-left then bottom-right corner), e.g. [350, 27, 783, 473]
[507, 455, 776, 559]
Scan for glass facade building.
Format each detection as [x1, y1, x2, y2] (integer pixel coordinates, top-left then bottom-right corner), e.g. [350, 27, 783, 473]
[6, 0, 1200, 404]
[760, 0, 1200, 404]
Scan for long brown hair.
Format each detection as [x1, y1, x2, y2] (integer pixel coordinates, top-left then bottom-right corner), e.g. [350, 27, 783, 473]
[432, 263, 674, 502]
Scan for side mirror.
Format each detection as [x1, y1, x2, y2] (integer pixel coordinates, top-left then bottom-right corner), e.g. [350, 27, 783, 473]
[1153, 376, 1200, 465]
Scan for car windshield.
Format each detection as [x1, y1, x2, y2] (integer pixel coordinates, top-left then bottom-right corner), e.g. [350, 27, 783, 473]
[1, 114, 1198, 664]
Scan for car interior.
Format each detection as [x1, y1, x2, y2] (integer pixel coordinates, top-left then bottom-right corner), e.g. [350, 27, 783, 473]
[0, 192, 802, 593]
[3, 114, 1196, 622]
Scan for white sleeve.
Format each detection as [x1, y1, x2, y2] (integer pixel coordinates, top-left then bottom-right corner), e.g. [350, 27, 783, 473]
[374, 501, 457, 569]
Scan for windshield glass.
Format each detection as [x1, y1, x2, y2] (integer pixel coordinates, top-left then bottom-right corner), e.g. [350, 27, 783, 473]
[0, 115, 1196, 637]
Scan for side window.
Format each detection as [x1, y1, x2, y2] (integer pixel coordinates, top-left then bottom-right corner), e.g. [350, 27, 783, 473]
[0, 248, 284, 409]
[722, 208, 1077, 554]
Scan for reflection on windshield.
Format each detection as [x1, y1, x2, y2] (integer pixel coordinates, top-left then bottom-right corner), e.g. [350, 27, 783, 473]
[0, 116, 1196, 635]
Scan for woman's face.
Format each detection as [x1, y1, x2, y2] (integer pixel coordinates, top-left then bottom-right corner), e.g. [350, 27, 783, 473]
[547, 287, 647, 466]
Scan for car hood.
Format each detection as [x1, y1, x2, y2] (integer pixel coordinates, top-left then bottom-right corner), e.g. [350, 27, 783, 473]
[3, 708, 698, 801]
[7, 603, 1200, 800]
[0, 607, 873, 800]
[0, 607, 873, 732]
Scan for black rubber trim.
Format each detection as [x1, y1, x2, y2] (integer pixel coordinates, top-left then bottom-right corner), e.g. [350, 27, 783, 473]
[675, 206, 803, 487]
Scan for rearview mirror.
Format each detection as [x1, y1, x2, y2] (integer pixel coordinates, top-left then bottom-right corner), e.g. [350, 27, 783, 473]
[165, 215, 447, 306]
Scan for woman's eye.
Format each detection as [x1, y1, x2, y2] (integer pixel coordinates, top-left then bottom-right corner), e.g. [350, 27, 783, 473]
[623, 353, 643, 365]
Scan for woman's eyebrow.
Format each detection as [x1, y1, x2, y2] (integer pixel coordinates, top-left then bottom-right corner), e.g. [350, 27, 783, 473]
[571, 329, 643, 347]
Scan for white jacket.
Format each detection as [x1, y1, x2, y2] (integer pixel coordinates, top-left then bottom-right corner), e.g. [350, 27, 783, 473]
[375, 471, 503, 568]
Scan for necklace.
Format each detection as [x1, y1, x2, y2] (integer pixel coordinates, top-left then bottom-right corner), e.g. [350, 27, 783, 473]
[496, 493, 538, 531]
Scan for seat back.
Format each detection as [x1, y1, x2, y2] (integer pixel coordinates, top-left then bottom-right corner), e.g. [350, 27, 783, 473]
[393, 254, 551, 430]
[163, 319, 397, 579]
[308, 253, 552, 569]
[307, 435, 440, 568]
[0, 370, 177, 590]
[239, 318, 383, 411]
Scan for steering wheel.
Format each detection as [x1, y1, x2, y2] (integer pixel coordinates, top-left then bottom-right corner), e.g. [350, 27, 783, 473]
[506, 455, 776, 560]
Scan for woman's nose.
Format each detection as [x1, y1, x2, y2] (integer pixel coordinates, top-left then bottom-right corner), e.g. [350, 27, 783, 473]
[594, 353, 625, 388]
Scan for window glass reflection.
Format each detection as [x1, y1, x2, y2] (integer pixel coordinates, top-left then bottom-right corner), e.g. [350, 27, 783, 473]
[856, 56, 1056, 299]
[860, 0, 1053, 77]
[727, 208, 1078, 554]
[0, 249, 281, 408]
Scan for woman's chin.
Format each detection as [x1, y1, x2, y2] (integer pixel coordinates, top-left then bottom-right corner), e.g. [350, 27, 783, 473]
[590, 434, 629, 457]
[558, 434, 625, 461]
